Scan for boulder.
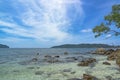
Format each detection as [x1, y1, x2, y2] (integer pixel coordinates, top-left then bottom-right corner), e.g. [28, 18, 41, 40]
[77, 61, 89, 66]
[94, 48, 106, 55]
[63, 68, 72, 72]
[54, 55, 60, 58]
[66, 57, 78, 61]
[44, 55, 52, 58]
[107, 53, 116, 60]
[104, 49, 114, 55]
[64, 52, 69, 55]
[35, 71, 44, 75]
[107, 49, 120, 61]
[32, 58, 38, 62]
[83, 74, 98, 80]
[77, 58, 96, 66]
[67, 78, 82, 80]
[116, 49, 120, 67]
[103, 62, 111, 65]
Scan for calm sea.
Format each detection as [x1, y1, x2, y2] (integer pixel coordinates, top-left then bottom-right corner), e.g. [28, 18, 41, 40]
[0, 48, 96, 65]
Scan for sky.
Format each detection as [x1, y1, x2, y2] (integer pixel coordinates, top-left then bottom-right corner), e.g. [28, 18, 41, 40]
[0, 0, 120, 48]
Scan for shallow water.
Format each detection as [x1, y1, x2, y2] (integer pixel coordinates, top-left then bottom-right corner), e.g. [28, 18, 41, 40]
[0, 48, 120, 80]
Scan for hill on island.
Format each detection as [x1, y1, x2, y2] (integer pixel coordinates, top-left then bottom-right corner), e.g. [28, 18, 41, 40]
[51, 44, 119, 48]
[0, 44, 9, 48]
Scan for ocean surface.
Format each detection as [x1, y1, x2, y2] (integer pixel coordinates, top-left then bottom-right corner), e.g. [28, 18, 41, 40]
[0, 48, 95, 64]
[0, 48, 120, 80]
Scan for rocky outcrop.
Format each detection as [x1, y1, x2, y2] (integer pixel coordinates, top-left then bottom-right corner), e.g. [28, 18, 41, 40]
[93, 48, 114, 55]
[94, 48, 120, 68]
[94, 48, 106, 55]
[104, 49, 114, 55]
[107, 53, 116, 60]
[116, 49, 120, 67]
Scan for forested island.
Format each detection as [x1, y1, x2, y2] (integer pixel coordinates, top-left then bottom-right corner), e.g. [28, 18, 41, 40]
[0, 44, 9, 48]
[51, 44, 120, 48]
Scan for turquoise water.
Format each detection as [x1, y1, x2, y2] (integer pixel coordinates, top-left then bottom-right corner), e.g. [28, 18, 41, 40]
[0, 48, 120, 80]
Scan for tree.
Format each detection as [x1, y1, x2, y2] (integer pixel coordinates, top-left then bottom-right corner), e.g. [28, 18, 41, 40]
[93, 4, 120, 38]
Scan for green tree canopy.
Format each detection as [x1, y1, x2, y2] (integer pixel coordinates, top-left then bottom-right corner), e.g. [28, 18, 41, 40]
[93, 4, 120, 38]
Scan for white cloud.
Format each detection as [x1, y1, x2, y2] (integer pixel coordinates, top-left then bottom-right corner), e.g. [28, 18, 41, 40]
[106, 34, 112, 38]
[81, 29, 92, 33]
[0, 0, 83, 42]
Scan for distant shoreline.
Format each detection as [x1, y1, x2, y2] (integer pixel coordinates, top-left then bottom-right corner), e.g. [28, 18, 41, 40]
[0, 44, 9, 48]
[51, 44, 120, 48]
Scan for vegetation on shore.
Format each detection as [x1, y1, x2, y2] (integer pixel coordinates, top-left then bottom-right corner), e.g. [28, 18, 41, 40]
[51, 43, 119, 48]
[93, 4, 120, 38]
[0, 44, 9, 48]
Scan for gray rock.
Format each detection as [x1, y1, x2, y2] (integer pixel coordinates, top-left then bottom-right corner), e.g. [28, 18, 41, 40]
[63, 68, 72, 72]
[67, 78, 82, 80]
[35, 71, 44, 75]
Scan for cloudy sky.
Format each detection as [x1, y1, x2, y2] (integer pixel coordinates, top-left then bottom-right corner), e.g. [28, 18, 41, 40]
[0, 0, 120, 48]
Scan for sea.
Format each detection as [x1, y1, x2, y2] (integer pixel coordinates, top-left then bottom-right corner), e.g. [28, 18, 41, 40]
[0, 48, 120, 80]
[0, 48, 96, 64]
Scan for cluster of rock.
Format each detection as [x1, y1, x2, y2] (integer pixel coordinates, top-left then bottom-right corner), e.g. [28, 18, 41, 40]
[44, 55, 61, 63]
[67, 74, 99, 80]
[93, 48, 120, 67]
[77, 58, 96, 66]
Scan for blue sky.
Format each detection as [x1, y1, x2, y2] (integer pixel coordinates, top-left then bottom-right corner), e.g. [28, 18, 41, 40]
[0, 0, 120, 48]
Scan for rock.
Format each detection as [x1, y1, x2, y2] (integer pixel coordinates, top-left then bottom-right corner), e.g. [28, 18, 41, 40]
[35, 71, 44, 75]
[13, 70, 20, 72]
[87, 58, 96, 63]
[65, 57, 78, 62]
[63, 68, 71, 72]
[103, 62, 111, 65]
[77, 61, 89, 66]
[83, 74, 98, 80]
[27, 67, 35, 69]
[64, 52, 69, 55]
[107, 53, 116, 60]
[18, 61, 31, 65]
[54, 55, 60, 58]
[77, 58, 96, 66]
[37, 53, 39, 55]
[95, 48, 106, 55]
[67, 78, 82, 80]
[44, 55, 62, 63]
[105, 76, 112, 80]
[107, 49, 120, 61]
[116, 57, 120, 67]
[116, 49, 120, 67]
[104, 49, 114, 55]
[46, 58, 60, 63]
[32, 58, 38, 62]
[71, 71, 76, 74]
[44, 55, 52, 58]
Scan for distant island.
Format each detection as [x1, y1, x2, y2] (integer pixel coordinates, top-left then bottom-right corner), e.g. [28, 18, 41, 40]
[0, 44, 9, 48]
[51, 44, 120, 48]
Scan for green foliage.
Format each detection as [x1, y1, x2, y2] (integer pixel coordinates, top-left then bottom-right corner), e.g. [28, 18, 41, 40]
[93, 23, 110, 37]
[93, 4, 120, 37]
